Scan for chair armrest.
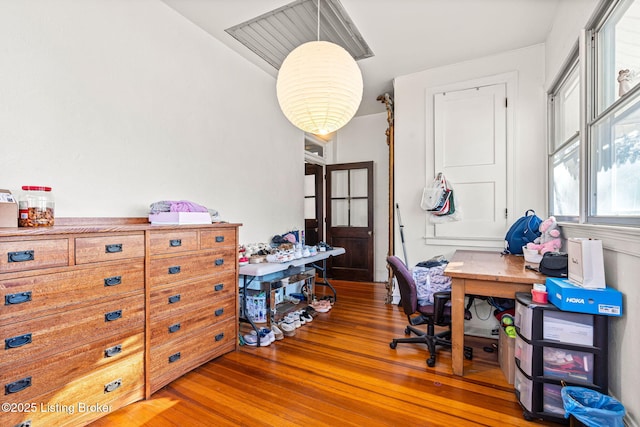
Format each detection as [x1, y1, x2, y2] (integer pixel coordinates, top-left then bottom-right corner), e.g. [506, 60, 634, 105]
[433, 291, 451, 325]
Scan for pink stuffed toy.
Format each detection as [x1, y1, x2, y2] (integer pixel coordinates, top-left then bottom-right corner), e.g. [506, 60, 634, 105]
[526, 216, 562, 254]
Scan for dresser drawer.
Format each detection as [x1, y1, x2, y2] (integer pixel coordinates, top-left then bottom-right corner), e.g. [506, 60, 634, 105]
[75, 234, 144, 264]
[2, 330, 143, 404]
[150, 295, 236, 348]
[1, 292, 144, 366]
[200, 228, 236, 249]
[149, 230, 199, 255]
[3, 352, 144, 427]
[149, 272, 237, 321]
[0, 260, 144, 324]
[149, 318, 236, 393]
[0, 238, 69, 273]
[148, 248, 236, 288]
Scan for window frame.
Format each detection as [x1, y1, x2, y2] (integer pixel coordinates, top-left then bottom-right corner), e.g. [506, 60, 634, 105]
[548, 48, 581, 223]
[548, 0, 640, 228]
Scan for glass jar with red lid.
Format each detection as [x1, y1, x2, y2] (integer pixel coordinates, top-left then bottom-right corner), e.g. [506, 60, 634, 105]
[18, 186, 55, 227]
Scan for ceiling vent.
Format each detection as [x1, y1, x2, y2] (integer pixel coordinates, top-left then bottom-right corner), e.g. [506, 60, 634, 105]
[225, 0, 373, 70]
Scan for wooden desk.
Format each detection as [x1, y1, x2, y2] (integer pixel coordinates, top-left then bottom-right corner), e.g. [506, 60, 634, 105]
[444, 250, 542, 376]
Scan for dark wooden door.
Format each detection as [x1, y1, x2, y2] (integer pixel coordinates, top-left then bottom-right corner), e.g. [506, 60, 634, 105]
[326, 161, 374, 281]
[304, 163, 323, 246]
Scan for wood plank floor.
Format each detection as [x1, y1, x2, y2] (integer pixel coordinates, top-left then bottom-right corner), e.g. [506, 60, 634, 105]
[91, 280, 555, 427]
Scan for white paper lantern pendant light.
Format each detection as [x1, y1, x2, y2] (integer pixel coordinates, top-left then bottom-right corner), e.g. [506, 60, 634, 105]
[276, 0, 363, 135]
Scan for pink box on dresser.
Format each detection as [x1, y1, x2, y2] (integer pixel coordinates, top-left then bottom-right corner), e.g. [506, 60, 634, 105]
[148, 212, 211, 225]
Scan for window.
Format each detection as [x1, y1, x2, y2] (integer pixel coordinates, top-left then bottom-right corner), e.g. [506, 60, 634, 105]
[549, 60, 580, 218]
[549, 0, 640, 226]
[590, 0, 640, 223]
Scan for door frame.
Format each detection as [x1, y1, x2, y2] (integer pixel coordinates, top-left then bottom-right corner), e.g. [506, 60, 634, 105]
[326, 161, 374, 281]
[305, 162, 324, 245]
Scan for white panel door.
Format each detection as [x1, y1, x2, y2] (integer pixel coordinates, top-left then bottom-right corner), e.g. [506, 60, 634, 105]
[433, 84, 507, 239]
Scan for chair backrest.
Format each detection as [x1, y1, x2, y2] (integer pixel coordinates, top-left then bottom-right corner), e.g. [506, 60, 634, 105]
[387, 256, 418, 316]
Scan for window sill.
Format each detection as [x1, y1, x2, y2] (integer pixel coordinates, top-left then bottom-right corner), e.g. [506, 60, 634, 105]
[559, 222, 640, 257]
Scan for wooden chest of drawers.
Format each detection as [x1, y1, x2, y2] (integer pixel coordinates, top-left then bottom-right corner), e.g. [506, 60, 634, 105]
[0, 220, 239, 426]
[147, 227, 238, 393]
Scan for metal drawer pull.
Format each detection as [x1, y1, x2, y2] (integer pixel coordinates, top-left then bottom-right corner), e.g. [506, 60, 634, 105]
[215, 236, 224, 243]
[168, 323, 181, 333]
[168, 266, 181, 275]
[5, 377, 32, 395]
[105, 310, 122, 322]
[214, 259, 224, 266]
[168, 294, 181, 304]
[214, 284, 224, 291]
[5, 333, 32, 349]
[168, 352, 181, 363]
[104, 344, 122, 358]
[215, 333, 224, 342]
[104, 276, 122, 287]
[5, 291, 32, 305]
[8, 250, 34, 263]
[105, 244, 123, 253]
[169, 239, 182, 247]
[214, 308, 224, 316]
[104, 378, 122, 393]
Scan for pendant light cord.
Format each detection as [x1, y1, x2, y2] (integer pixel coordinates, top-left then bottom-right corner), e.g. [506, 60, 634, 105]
[317, 0, 320, 41]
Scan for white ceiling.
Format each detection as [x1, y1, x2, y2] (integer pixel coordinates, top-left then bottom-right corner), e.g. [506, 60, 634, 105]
[162, 0, 561, 117]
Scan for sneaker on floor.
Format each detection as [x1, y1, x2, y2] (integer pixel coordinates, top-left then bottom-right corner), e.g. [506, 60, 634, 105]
[243, 333, 259, 346]
[248, 329, 272, 346]
[271, 324, 284, 341]
[280, 320, 296, 337]
[301, 310, 313, 323]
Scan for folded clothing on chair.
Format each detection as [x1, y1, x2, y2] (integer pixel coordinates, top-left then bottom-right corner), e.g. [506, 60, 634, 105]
[412, 256, 451, 306]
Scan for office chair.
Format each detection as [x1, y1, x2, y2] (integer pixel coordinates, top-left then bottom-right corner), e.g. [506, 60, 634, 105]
[387, 256, 473, 367]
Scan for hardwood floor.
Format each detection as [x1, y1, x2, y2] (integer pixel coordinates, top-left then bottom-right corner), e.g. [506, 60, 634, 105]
[91, 280, 554, 426]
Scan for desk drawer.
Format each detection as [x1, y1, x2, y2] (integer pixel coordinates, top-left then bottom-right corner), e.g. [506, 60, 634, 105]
[75, 234, 144, 264]
[148, 248, 235, 288]
[0, 260, 144, 324]
[149, 230, 199, 255]
[1, 292, 144, 366]
[2, 330, 143, 404]
[0, 238, 69, 273]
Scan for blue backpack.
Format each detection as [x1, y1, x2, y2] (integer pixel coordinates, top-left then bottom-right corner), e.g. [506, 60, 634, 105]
[504, 210, 542, 255]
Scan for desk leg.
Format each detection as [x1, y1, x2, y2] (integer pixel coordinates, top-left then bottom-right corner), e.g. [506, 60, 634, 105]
[311, 259, 337, 302]
[451, 277, 465, 376]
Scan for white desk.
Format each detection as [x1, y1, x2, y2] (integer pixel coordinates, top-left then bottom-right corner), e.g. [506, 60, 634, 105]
[239, 247, 345, 346]
[239, 247, 345, 277]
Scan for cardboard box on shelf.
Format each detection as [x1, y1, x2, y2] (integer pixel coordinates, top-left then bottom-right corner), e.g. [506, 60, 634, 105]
[0, 189, 18, 227]
[499, 326, 515, 384]
[546, 277, 622, 317]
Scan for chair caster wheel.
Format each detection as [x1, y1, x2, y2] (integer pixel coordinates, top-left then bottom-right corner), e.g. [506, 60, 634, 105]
[389, 341, 397, 349]
[426, 358, 436, 367]
[404, 327, 411, 335]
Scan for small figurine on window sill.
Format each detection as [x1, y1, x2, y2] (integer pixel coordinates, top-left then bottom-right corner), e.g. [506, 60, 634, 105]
[617, 69, 632, 97]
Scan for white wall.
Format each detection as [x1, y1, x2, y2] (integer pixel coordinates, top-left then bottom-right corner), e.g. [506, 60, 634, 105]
[334, 112, 389, 282]
[0, 0, 304, 245]
[545, 1, 639, 424]
[393, 44, 547, 267]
